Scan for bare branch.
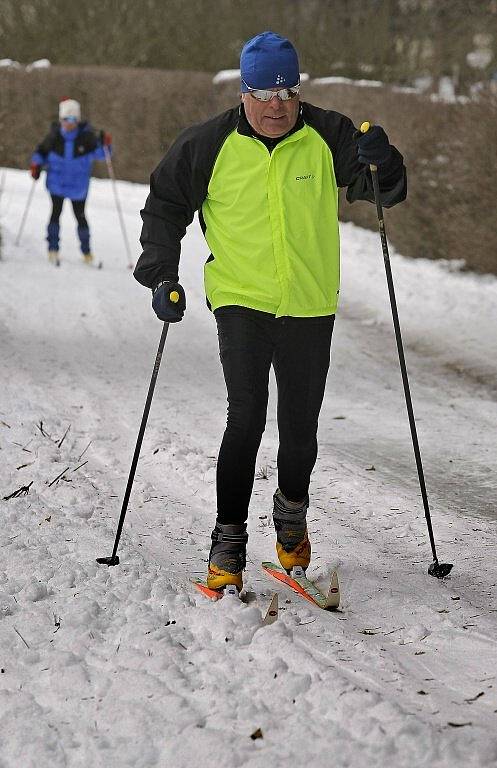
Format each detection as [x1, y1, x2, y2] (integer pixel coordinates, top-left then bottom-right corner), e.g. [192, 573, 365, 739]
[3, 481, 33, 500]
[57, 424, 71, 448]
[77, 440, 92, 461]
[47, 467, 70, 488]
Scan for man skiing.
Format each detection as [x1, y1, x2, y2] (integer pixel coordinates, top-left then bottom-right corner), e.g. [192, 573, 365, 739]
[30, 97, 112, 265]
[134, 31, 407, 593]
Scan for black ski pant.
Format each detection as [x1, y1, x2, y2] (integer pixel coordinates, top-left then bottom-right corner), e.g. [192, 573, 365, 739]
[49, 195, 88, 228]
[215, 306, 335, 525]
[48, 195, 90, 253]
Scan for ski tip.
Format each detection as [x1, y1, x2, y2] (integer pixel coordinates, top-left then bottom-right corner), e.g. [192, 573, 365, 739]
[262, 592, 279, 626]
[324, 570, 340, 610]
[263, 561, 340, 611]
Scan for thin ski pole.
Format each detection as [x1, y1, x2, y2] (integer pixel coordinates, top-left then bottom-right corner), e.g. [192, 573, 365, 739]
[360, 121, 452, 578]
[103, 145, 134, 270]
[15, 178, 37, 246]
[97, 321, 170, 566]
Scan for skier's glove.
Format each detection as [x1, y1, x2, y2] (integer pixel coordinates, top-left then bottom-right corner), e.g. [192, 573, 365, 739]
[30, 162, 41, 180]
[152, 280, 186, 323]
[355, 125, 391, 166]
[100, 130, 112, 146]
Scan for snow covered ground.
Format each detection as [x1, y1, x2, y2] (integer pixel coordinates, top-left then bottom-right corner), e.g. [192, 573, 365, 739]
[1, 167, 497, 767]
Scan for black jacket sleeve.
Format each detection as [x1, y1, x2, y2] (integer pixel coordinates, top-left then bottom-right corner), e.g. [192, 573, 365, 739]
[302, 103, 407, 208]
[134, 108, 239, 290]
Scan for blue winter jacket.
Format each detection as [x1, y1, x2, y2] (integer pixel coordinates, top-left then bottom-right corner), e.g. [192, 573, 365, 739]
[32, 121, 110, 200]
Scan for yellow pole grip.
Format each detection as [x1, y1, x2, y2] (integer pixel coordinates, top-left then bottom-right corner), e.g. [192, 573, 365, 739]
[359, 121, 377, 171]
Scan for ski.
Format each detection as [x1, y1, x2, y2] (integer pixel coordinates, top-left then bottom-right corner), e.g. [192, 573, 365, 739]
[262, 561, 340, 610]
[261, 592, 279, 626]
[82, 258, 103, 269]
[47, 256, 102, 269]
[192, 580, 279, 624]
[192, 579, 225, 600]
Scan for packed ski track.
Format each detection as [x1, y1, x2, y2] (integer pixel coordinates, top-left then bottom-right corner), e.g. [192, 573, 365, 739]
[1, 168, 496, 767]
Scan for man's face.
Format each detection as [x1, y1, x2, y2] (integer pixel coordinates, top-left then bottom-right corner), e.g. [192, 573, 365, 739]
[242, 90, 299, 138]
[60, 117, 78, 130]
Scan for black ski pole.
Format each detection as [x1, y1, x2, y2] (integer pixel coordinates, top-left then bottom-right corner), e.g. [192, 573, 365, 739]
[97, 319, 171, 566]
[360, 121, 452, 578]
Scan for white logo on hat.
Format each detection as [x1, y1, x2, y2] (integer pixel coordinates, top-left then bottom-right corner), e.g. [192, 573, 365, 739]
[275, 73, 286, 84]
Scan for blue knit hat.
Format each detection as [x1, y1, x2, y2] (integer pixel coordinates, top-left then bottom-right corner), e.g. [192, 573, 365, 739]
[240, 31, 300, 92]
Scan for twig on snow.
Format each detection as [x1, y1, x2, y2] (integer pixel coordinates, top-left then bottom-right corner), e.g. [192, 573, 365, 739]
[71, 460, 88, 474]
[77, 440, 92, 461]
[464, 691, 485, 704]
[36, 420, 51, 438]
[47, 467, 70, 488]
[3, 481, 33, 500]
[16, 461, 35, 471]
[13, 626, 30, 648]
[57, 424, 71, 448]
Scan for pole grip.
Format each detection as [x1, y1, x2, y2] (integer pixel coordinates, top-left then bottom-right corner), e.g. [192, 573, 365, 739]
[360, 121, 378, 172]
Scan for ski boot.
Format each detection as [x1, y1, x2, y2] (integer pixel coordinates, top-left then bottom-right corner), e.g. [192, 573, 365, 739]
[82, 252, 94, 265]
[273, 489, 311, 574]
[207, 522, 248, 593]
[48, 250, 60, 266]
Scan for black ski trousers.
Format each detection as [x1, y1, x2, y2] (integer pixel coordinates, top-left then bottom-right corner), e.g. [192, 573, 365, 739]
[49, 195, 88, 228]
[215, 306, 334, 525]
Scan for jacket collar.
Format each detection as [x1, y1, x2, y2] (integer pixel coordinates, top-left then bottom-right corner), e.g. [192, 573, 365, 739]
[237, 103, 305, 151]
[57, 120, 90, 139]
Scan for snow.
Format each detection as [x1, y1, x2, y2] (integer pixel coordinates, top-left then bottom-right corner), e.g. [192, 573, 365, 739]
[0, 59, 21, 69]
[212, 69, 240, 84]
[1, 167, 497, 767]
[311, 76, 384, 88]
[466, 49, 493, 70]
[25, 59, 51, 72]
[391, 85, 424, 94]
[0, 58, 51, 71]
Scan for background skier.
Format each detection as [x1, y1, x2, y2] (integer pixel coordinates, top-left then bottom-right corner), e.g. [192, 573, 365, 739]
[134, 31, 407, 593]
[30, 97, 112, 265]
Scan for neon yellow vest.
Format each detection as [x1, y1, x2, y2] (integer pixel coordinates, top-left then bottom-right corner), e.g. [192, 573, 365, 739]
[202, 123, 340, 318]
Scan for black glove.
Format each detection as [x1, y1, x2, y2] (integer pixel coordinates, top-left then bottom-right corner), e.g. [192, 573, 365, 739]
[355, 125, 391, 166]
[152, 281, 186, 322]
